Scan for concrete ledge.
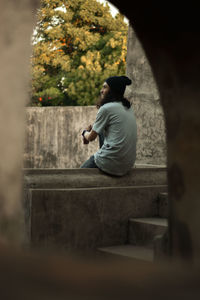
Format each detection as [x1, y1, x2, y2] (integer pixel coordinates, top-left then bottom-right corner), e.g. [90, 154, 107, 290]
[24, 165, 167, 189]
[29, 185, 167, 253]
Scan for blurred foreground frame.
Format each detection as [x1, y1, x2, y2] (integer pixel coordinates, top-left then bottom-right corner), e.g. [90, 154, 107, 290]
[0, 0, 200, 299]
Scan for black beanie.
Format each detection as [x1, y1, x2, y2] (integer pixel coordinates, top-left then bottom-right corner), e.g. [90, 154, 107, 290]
[106, 76, 132, 96]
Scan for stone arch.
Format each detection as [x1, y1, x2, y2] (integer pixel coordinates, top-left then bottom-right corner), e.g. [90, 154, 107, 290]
[1, 0, 200, 263]
[110, 0, 200, 262]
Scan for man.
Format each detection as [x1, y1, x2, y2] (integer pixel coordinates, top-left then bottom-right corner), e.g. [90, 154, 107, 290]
[81, 75, 137, 176]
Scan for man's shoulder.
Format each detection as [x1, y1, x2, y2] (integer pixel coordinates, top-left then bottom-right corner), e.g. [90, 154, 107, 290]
[104, 102, 120, 107]
[98, 102, 115, 114]
[103, 102, 122, 110]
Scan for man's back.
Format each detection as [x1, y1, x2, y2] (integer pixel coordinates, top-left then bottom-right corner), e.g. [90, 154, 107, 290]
[93, 102, 137, 176]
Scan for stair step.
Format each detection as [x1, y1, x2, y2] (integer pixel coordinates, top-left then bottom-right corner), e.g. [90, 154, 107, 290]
[98, 245, 154, 262]
[129, 217, 168, 226]
[128, 217, 168, 246]
[157, 193, 168, 217]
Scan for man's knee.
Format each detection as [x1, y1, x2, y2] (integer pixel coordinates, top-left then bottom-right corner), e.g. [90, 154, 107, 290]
[80, 155, 98, 168]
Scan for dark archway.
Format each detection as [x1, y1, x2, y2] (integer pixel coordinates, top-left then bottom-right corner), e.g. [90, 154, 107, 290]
[0, 0, 200, 298]
[110, 0, 200, 262]
[1, 0, 199, 263]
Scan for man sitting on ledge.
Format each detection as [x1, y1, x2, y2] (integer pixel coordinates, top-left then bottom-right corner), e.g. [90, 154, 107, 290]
[81, 76, 137, 176]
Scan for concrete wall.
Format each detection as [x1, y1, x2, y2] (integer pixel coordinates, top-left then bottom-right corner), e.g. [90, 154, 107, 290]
[24, 106, 99, 168]
[126, 26, 166, 165]
[24, 103, 166, 168]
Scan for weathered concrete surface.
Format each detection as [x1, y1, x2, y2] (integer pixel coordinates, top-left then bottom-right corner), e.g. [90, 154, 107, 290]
[24, 166, 167, 251]
[29, 185, 167, 253]
[98, 216, 168, 262]
[24, 105, 166, 168]
[126, 26, 166, 165]
[24, 106, 99, 168]
[24, 166, 167, 189]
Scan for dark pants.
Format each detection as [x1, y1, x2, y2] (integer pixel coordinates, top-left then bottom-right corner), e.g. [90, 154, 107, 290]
[80, 133, 104, 169]
[80, 155, 97, 168]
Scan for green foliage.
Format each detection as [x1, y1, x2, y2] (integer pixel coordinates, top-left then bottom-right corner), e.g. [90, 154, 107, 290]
[31, 0, 128, 106]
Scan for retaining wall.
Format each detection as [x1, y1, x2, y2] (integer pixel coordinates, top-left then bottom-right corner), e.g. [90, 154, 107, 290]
[24, 105, 166, 168]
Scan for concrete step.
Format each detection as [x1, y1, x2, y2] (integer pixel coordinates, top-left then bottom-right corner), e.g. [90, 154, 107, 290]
[157, 192, 168, 217]
[128, 217, 168, 246]
[24, 165, 167, 190]
[27, 185, 167, 252]
[153, 230, 169, 260]
[97, 245, 154, 262]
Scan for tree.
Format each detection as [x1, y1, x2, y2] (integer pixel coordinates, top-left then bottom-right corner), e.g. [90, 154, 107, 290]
[31, 0, 128, 106]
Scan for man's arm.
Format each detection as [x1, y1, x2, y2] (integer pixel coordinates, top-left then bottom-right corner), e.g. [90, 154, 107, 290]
[83, 130, 98, 142]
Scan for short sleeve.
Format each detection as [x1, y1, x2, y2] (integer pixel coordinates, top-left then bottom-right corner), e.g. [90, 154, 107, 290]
[92, 106, 109, 134]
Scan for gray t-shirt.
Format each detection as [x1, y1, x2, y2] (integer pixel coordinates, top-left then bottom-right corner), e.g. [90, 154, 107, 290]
[92, 102, 137, 176]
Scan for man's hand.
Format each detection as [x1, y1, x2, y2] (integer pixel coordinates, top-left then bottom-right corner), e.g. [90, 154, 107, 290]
[84, 130, 98, 142]
[83, 136, 89, 144]
[82, 125, 92, 144]
[86, 124, 92, 132]
[82, 126, 98, 144]
[82, 131, 89, 144]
